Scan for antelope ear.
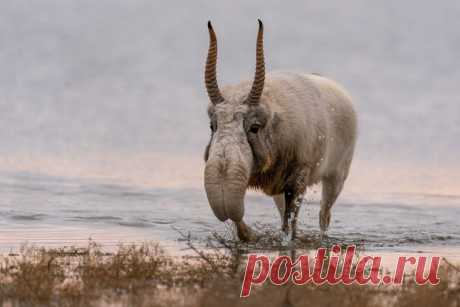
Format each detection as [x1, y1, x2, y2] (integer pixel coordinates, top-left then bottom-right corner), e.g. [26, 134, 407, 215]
[271, 113, 281, 131]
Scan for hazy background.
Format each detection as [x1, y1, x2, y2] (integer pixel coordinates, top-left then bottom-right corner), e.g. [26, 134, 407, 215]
[1, 0, 459, 194]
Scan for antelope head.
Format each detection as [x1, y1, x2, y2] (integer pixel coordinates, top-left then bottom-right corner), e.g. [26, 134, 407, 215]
[203, 20, 273, 223]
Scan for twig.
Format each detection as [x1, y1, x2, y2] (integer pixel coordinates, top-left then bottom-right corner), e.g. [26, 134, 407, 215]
[171, 226, 219, 271]
[212, 232, 234, 250]
[443, 257, 460, 273]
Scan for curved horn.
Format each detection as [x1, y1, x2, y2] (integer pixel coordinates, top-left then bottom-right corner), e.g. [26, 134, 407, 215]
[247, 19, 265, 105]
[205, 21, 224, 104]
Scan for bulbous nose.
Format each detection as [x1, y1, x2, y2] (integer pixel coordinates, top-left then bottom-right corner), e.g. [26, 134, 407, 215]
[204, 157, 250, 222]
[203, 138, 252, 222]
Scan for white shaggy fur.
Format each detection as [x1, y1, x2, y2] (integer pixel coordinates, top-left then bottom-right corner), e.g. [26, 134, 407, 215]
[221, 71, 357, 233]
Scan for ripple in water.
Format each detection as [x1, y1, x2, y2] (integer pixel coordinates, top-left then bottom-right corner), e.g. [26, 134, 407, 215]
[0, 172, 459, 254]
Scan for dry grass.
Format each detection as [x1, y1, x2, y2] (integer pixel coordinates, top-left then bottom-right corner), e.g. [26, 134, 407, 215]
[0, 238, 459, 307]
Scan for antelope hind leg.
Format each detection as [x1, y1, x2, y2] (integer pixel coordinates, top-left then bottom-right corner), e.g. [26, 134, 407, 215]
[319, 173, 344, 235]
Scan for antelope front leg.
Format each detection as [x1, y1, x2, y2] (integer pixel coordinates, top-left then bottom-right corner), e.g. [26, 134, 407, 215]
[282, 190, 294, 235]
[235, 220, 257, 242]
[291, 199, 302, 239]
[282, 190, 302, 240]
[283, 169, 308, 240]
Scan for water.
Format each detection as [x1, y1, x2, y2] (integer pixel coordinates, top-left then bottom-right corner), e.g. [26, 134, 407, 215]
[0, 1, 459, 258]
[1, 170, 459, 257]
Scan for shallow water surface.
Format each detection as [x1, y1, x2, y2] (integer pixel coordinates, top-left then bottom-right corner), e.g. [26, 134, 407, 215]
[1, 171, 459, 261]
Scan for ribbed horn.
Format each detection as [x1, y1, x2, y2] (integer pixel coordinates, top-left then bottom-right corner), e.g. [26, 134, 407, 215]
[247, 19, 265, 105]
[205, 21, 224, 105]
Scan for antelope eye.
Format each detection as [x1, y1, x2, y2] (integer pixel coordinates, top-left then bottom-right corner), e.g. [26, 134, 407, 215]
[249, 124, 260, 133]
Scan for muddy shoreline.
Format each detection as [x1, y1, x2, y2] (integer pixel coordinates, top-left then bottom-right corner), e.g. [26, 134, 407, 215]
[1, 238, 459, 307]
